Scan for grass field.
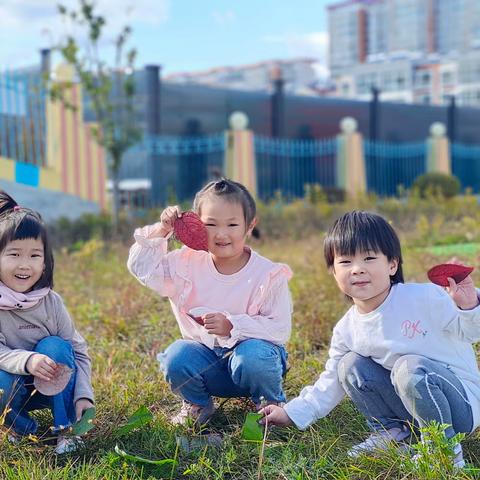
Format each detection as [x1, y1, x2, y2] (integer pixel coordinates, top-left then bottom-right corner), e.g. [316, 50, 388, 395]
[3, 196, 480, 479]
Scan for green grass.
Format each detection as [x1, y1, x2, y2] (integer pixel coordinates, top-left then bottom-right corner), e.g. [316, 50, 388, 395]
[3, 208, 480, 478]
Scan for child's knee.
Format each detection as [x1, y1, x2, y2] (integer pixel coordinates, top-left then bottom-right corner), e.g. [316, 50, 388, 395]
[231, 340, 284, 382]
[338, 352, 372, 387]
[391, 354, 430, 397]
[34, 336, 74, 365]
[158, 339, 200, 377]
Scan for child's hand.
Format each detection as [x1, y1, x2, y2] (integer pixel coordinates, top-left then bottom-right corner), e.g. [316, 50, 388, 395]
[447, 275, 479, 310]
[259, 404, 293, 427]
[26, 353, 57, 381]
[203, 312, 233, 336]
[445, 257, 479, 310]
[75, 398, 94, 421]
[158, 205, 182, 237]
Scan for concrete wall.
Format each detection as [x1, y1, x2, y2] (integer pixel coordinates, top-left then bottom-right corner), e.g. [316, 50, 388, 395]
[0, 179, 100, 222]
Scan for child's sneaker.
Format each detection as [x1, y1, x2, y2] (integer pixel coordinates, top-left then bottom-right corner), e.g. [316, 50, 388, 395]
[54, 435, 83, 454]
[171, 399, 215, 426]
[452, 443, 466, 469]
[255, 400, 285, 411]
[412, 441, 465, 470]
[7, 432, 20, 445]
[348, 426, 411, 458]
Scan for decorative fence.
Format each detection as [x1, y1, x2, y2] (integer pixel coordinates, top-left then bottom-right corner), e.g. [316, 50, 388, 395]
[254, 135, 337, 201]
[451, 143, 480, 193]
[3, 62, 480, 208]
[364, 140, 427, 196]
[145, 133, 226, 202]
[0, 70, 46, 166]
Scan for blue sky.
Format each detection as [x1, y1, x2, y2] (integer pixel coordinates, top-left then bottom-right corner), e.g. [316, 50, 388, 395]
[0, 1, 331, 76]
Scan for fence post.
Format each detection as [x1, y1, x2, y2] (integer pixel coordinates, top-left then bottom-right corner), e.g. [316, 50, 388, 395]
[145, 64, 162, 205]
[336, 117, 366, 196]
[427, 122, 451, 174]
[224, 111, 257, 197]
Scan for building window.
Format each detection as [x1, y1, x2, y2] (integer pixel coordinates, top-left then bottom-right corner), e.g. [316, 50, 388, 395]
[442, 71, 453, 84]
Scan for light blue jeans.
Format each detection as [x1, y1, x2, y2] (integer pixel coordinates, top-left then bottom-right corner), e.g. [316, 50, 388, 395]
[338, 352, 474, 439]
[0, 336, 77, 436]
[158, 338, 288, 406]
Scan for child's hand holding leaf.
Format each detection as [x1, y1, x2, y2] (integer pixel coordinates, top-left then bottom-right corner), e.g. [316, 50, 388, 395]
[204, 312, 233, 336]
[259, 404, 293, 427]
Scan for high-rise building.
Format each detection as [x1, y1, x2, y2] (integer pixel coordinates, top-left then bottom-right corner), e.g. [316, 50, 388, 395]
[327, 0, 480, 106]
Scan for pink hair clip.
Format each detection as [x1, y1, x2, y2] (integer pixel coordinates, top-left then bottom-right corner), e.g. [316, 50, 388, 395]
[13, 206, 22, 211]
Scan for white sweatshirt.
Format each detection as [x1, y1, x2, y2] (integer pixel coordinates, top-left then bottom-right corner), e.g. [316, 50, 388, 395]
[285, 282, 480, 431]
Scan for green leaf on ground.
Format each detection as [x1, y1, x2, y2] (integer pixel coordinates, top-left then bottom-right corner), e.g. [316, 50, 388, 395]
[71, 407, 96, 435]
[241, 412, 264, 442]
[114, 444, 177, 466]
[115, 405, 153, 436]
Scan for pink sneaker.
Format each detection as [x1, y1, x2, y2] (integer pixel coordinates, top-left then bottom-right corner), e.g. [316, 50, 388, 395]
[171, 399, 215, 426]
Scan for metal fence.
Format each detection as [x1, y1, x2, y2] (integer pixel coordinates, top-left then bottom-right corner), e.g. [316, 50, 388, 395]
[145, 133, 226, 203]
[451, 143, 480, 193]
[364, 140, 427, 196]
[254, 135, 337, 201]
[0, 70, 46, 166]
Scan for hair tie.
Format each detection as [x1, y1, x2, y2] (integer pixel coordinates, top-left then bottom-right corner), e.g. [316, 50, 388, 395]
[13, 206, 22, 212]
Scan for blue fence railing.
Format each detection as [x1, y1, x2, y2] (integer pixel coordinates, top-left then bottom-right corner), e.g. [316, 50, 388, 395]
[451, 143, 480, 193]
[0, 70, 46, 166]
[143, 133, 226, 202]
[364, 140, 427, 196]
[254, 136, 337, 201]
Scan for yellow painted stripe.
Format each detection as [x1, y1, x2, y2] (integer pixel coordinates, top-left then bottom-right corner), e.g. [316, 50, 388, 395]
[39, 167, 61, 190]
[0, 157, 15, 180]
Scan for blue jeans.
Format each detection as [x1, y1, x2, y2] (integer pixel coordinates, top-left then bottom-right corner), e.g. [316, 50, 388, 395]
[338, 352, 474, 439]
[158, 338, 288, 406]
[0, 336, 77, 436]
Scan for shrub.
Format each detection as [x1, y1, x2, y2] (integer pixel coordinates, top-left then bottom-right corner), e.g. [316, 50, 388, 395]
[412, 172, 461, 199]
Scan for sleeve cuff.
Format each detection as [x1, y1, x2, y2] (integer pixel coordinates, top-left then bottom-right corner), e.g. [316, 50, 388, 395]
[133, 224, 172, 248]
[284, 397, 317, 430]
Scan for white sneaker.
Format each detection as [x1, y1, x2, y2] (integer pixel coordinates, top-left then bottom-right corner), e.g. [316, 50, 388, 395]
[452, 443, 466, 469]
[348, 427, 411, 458]
[7, 433, 20, 445]
[54, 435, 83, 454]
[412, 441, 465, 470]
[171, 399, 215, 426]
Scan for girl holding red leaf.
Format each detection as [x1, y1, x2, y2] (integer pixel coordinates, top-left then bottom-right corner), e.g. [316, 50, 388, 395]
[128, 179, 293, 426]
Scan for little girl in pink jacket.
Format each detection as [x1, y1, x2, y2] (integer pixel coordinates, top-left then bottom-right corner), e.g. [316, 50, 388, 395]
[128, 179, 293, 425]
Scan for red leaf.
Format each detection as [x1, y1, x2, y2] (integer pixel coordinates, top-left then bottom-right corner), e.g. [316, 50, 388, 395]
[427, 263, 474, 287]
[173, 211, 208, 251]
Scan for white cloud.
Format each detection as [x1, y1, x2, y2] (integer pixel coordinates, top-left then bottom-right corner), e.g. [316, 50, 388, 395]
[0, 0, 169, 27]
[263, 31, 330, 78]
[211, 9, 236, 26]
[0, 0, 169, 55]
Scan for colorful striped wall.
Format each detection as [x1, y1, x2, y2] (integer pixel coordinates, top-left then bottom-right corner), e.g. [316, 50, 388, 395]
[0, 65, 107, 210]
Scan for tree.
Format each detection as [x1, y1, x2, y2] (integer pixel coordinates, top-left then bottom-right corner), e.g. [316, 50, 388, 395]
[50, 0, 141, 229]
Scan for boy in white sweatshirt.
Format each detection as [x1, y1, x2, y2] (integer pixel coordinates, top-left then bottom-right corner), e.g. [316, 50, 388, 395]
[262, 211, 480, 469]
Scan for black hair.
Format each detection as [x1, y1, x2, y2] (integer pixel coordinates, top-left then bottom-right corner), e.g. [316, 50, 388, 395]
[0, 191, 54, 289]
[324, 210, 404, 284]
[193, 178, 257, 228]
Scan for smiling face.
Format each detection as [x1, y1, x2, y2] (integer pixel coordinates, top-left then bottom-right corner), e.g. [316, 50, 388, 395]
[199, 196, 256, 270]
[332, 249, 399, 314]
[0, 237, 45, 293]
